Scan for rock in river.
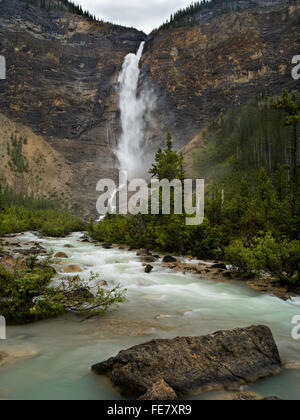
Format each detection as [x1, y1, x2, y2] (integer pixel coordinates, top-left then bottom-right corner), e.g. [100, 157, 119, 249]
[144, 265, 153, 274]
[55, 252, 68, 259]
[163, 256, 177, 263]
[91, 325, 281, 399]
[64, 265, 83, 273]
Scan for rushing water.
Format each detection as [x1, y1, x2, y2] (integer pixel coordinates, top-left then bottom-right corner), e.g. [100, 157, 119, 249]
[115, 42, 155, 180]
[1, 232, 300, 400]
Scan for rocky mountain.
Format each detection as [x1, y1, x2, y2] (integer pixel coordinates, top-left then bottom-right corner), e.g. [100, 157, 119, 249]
[0, 0, 145, 215]
[0, 0, 299, 216]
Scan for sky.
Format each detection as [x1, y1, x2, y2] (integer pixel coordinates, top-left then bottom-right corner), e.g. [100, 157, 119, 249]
[73, 0, 195, 34]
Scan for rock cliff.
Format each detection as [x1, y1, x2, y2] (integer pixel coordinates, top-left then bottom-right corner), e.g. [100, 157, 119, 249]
[0, 0, 299, 215]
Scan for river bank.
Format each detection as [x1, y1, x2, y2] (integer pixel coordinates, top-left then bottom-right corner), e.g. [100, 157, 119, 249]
[0, 232, 300, 400]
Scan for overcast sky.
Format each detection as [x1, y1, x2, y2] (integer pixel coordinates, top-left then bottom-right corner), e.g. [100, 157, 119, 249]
[74, 0, 195, 34]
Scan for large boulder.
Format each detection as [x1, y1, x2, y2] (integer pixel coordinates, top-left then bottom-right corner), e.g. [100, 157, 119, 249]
[92, 325, 281, 399]
[163, 256, 177, 263]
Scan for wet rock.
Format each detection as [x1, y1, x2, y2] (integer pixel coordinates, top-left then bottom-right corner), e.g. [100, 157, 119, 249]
[211, 263, 227, 270]
[138, 380, 177, 401]
[64, 265, 83, 273]
[99, 280, 108, 287]
[0, 349, 37, 366]
[92, 325, 281, 399]
[129, 246, 139, 251]
[145, 265, 153, 274]
[55, 252, 68, 258]
[64, 244, 75, 249]
[163, 256, 177, 263]
[137, 249, 151, 256]
[153, 255, 161, 259]
[223, 271, 232, 278]
[231, 392, 282, 401]
[102, 243, 112, 249]
[13, 248, 43, 256]
[141, 256, 156, 263]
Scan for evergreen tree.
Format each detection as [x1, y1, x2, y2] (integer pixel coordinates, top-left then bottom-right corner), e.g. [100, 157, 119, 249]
[149, 131, 185, 181]
[273, 89, 300, 179]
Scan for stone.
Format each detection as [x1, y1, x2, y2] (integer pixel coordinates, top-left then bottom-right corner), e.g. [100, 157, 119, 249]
[102, 243, 112, 249]
[99, 280, 108, 287]
[211, 263, 227, 270]
[64, 265, 83, 273]
[92, 325, 281, 399]
[145, 265, 153, 274]
[138, 380, 177, 401]
[137, 249, 151, 256]
[141, 256, 156, 263]
[64, 244, 75, 248]
[55, 252, 68, 258]
[163, 256, 177, 263]
[223, 271, 232, 278]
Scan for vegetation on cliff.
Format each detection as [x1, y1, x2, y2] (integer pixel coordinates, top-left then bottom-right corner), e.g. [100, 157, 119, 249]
[159, 0, 261, 29]
[20, 0, 99, 21]
[89, 90, 300, 284]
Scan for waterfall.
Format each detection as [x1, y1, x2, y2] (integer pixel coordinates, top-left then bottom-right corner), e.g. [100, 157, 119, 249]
[115, 42, 151, 180]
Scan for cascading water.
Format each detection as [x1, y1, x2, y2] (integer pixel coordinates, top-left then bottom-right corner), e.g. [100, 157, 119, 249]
[115, 42, 152, 180]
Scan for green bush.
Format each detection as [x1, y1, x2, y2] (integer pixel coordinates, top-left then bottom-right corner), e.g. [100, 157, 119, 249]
[0, 258, 126, 325]
[225, 234, 300, 282]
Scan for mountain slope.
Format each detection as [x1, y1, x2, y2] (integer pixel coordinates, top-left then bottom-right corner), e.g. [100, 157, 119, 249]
[140, 0, 300, 151]
[0, 0, 145, 216]
[0, 0, 299, 216]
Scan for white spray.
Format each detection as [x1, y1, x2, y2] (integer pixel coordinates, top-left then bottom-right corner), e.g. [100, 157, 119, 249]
[115, 42, 154, 180]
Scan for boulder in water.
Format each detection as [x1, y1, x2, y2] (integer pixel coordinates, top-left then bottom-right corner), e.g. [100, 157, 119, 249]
[64, 265, 83, 273]
[211, 263, 227, 270]
[144, 265, 153, 274]
[92, 325, 281, 399]
[163, 256, 177, 263]
[55, 252, 68, 258]
[137, 249, 151, 256]
[141, 256, 156, 263]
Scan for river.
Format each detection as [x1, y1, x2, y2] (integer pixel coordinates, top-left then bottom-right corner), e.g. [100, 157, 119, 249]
[0, 232, 300, 400]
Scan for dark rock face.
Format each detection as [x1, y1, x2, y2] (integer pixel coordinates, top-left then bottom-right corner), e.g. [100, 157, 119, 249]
[0, 0, 298, 216]
[91, 325, 282, 399]
[140, 1, 300, 152]
[0, 0, 145, 217]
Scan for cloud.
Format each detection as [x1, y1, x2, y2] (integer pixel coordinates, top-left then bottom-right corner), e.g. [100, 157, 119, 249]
[74, 0, 194, 33]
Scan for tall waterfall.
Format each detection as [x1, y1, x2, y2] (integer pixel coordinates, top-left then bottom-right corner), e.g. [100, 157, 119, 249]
[116, 42, 152, 180]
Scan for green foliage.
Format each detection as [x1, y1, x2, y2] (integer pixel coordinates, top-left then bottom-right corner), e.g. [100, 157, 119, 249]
[159, 0, 252, 30]
[0, 257, 126, 325]
[0, 185, 84, 237]
[20, 0, 101, 22]
[89, 91, 300, 284]
[193, 100, 294, 184]
[149, 131, 185, 181]
[226, 234, 300, 282]
[7, 134, 28, 173]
